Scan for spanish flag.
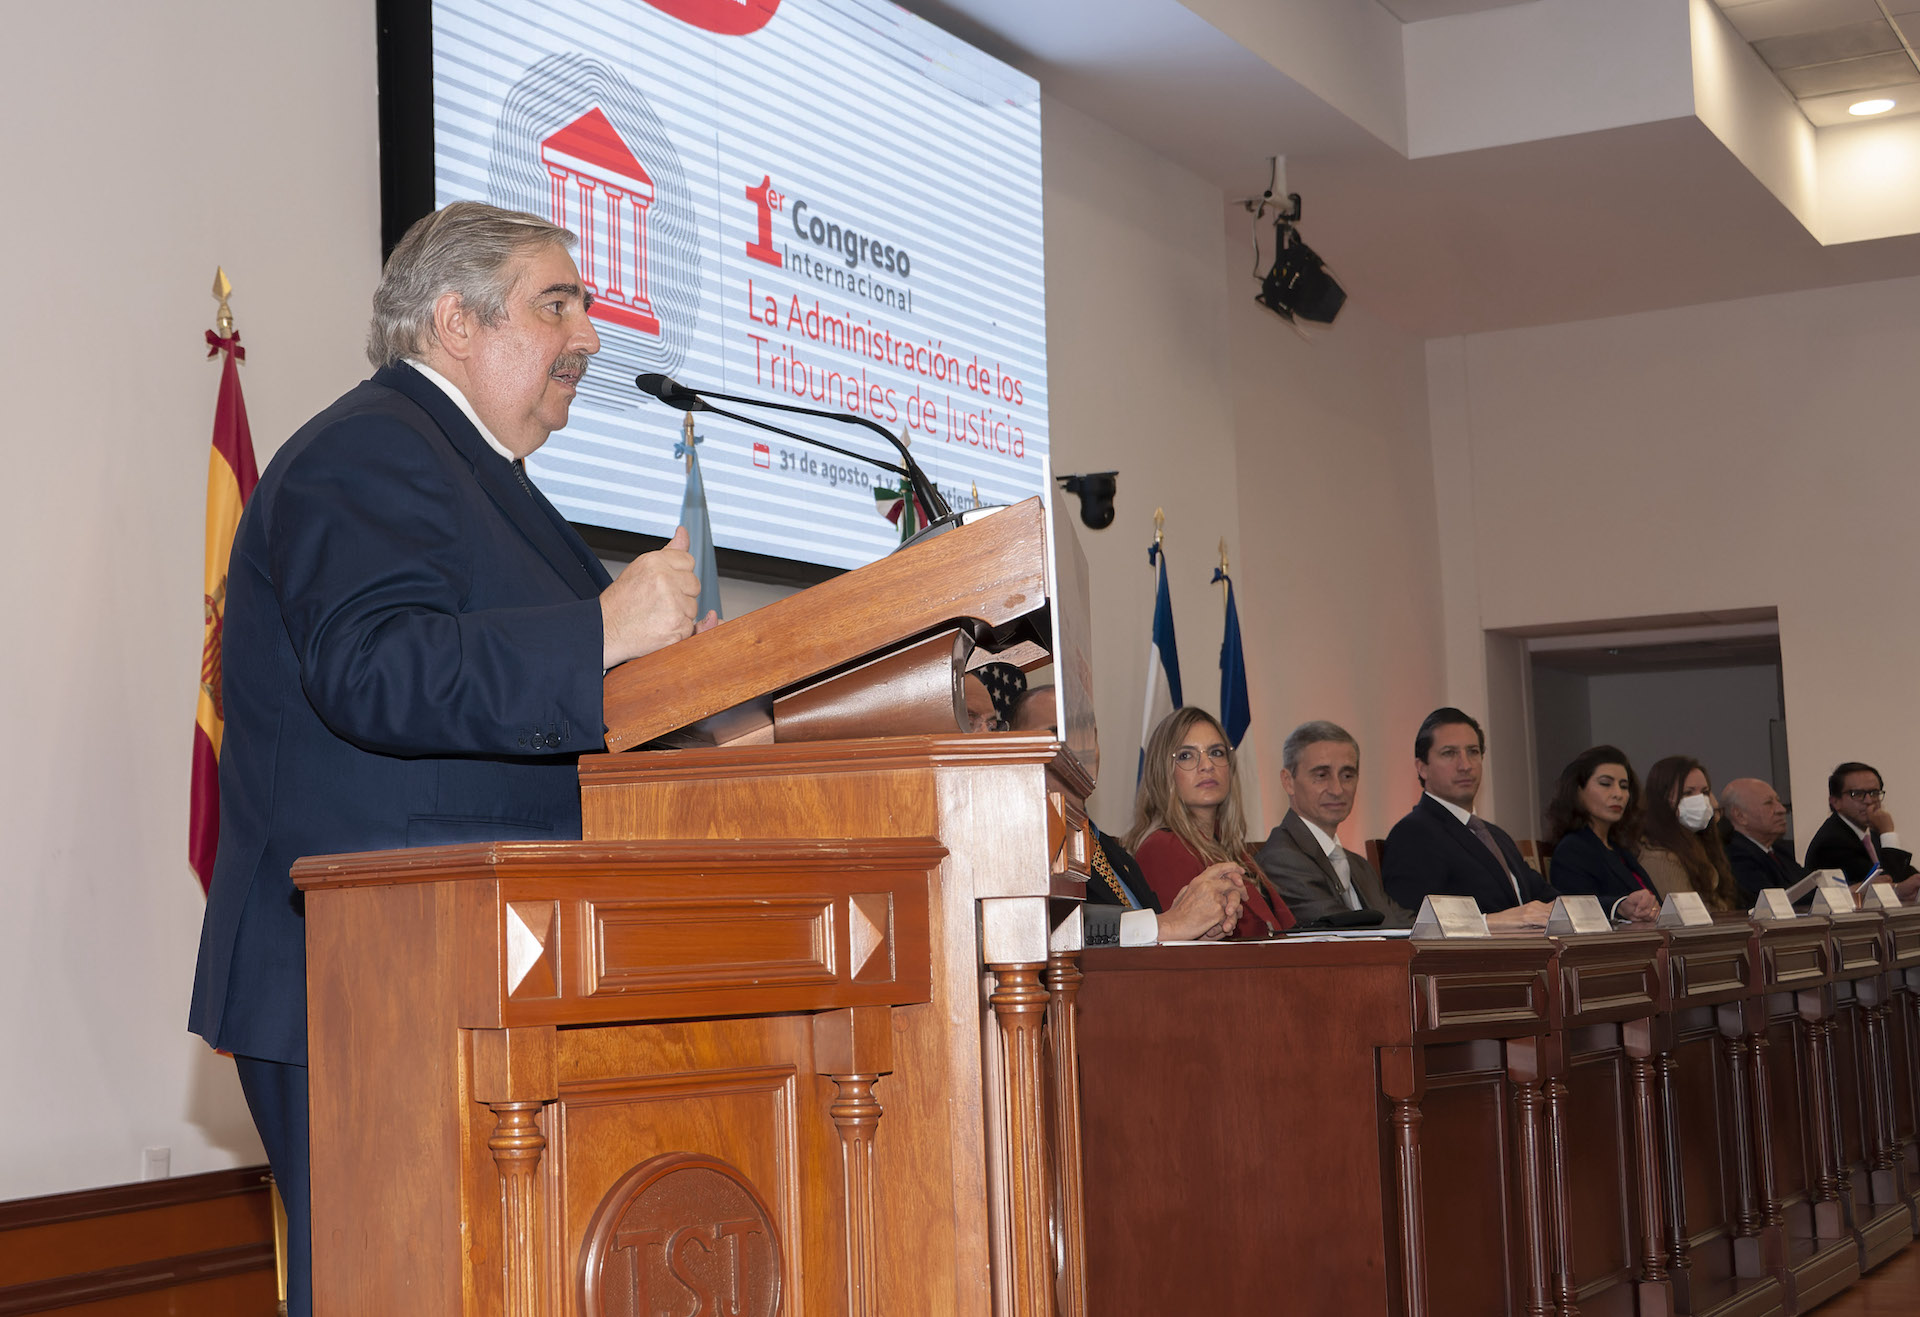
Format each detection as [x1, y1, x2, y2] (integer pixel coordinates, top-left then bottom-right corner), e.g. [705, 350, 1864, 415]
[189, 323, 258, 891]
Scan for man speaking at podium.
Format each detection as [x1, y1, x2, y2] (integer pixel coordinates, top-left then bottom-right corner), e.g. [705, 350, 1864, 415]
[188, 203, 709, 1316]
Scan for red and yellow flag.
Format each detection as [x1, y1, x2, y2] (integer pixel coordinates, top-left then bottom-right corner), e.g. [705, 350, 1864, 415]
[190, 312, 259, 891]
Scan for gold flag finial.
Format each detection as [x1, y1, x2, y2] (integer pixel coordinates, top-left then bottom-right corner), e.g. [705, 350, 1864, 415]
[212, 267, 234, 336]
[1153, 507, 1165, 545]
[681, 411, 694, 470]
[1218, 537, 1231, 609]
[970, 480, 980, 509]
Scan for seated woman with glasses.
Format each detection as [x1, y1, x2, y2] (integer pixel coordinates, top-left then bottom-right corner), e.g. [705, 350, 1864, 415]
[1805, 762, 1920, 901]
[1637, 756, 1740, 909]
[1126, 707, 1296, 938]
[1541, 745, 1661, 923]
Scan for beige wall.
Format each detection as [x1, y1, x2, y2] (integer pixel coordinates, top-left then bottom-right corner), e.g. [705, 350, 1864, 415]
[1430, 273, 1920, 834]
[1041, 99, 1248, 834]
[1223, 221, 1446, 842]
[0, 0, 380, 1199]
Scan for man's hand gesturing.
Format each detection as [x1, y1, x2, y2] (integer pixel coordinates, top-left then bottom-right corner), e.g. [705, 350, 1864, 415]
[600, 526, 703, 667]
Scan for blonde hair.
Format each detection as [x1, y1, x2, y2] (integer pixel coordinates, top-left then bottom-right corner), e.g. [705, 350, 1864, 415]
[1126, 708, 1270, 892]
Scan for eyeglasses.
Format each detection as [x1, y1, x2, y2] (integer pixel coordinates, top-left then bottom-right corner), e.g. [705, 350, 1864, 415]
[1172, 746, 1230, 771]
[1843, 788, 1887, 803]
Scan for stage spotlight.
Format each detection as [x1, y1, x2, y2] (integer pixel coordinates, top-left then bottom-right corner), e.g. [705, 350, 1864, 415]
[1255, 195, 1345, 326]
[1056, 472, 1118, 530]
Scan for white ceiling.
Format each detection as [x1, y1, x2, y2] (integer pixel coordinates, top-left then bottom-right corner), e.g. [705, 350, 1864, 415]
[1715, 0, 1920, 125]
[1374, 0, 1534, 19]
[899, 0, 1920, 336]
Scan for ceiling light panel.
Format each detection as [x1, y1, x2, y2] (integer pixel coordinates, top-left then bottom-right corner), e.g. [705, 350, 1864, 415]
[1778, 50, 1918, 96]
[1717, 0, 1889, 45]
[1752, 17, 1900, 68]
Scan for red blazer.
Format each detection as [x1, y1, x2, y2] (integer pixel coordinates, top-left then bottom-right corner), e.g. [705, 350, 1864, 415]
[1135, 829, 1297, 939]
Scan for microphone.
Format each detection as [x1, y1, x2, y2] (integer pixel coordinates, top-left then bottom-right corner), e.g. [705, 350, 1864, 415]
[635, 373, 706, 413]
[635, 372, 953, 527]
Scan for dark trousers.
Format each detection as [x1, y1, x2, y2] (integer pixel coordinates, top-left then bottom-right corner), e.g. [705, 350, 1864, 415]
[234, 1055, 312, 1317]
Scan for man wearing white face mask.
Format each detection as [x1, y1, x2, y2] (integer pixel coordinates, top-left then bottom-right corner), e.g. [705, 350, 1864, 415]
[1638, 755, 1741, 909]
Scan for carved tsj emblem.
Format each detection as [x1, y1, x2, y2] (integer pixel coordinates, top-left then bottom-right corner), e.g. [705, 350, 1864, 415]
[581, 1153, 782, 1317]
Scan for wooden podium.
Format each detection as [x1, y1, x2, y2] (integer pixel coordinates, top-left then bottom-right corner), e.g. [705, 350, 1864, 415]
[293, 499, 1093, 1317]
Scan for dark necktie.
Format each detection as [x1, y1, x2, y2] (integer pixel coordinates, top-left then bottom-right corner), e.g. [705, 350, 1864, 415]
[1468, 815, 1523, 902]
[511, 458, 536, 497]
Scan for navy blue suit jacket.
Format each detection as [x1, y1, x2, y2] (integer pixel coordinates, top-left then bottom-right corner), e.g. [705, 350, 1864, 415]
[189, 364, 612, 1065]
[1727, 832, 1805, 903]
[1381, 794, 1556, 915]
[1804, 812, 1916, 883]
[1545, 827, 1653, 914]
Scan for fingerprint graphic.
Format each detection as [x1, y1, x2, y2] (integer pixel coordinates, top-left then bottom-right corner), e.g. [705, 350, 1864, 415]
[489, 52, 702, 412]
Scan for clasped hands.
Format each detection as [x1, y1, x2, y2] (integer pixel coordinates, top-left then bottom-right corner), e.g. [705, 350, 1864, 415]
[600, 526, 719, 668]
[1161, 862, 1251, 941]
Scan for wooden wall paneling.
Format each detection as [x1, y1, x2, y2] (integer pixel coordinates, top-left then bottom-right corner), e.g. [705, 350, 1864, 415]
[1824, 913, 1914, 1271]
[1077, 940, 1461, 1317]
[1655, 923, 1785, 1317]
[573, 735, 1079, 1317]
[295, 837, 953, 1317]
[1742, 915, 1860, 1313]
[1541, 928, 1667, 1317]
[0, 1168, 277, 1317]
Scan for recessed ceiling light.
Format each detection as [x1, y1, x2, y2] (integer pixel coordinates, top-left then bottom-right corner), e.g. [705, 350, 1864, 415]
[1850, 98, 1896, 116]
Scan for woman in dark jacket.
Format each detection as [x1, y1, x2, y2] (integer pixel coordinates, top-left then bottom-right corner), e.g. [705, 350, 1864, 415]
[1544, 745, 1661, 924]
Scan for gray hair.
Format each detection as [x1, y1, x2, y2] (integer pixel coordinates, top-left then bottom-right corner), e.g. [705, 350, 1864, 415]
[366, 202, 575, 368]
[1282, 720, 1360, 774]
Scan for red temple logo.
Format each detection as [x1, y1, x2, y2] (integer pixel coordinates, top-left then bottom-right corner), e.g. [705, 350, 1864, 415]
[542, 107, 662, 336]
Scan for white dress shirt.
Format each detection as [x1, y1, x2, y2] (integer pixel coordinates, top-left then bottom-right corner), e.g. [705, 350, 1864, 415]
[1300, 816, 1360, 910]
[406, 359, 519, 464]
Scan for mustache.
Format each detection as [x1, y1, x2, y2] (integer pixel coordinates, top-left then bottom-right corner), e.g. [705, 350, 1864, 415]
[549, 352, 592, 381]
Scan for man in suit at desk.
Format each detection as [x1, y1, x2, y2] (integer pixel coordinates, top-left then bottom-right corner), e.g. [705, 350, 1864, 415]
[1381, 707, 1556, 929]
[188, 203, 711, 1316]
[1721, 778, 1806, 902]
[1804, 762, 1920, 902]
[1254, 720, 1412, 927]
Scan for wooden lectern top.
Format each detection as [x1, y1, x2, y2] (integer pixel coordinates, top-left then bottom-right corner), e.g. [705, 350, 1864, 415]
[600, 497, 1049, 752]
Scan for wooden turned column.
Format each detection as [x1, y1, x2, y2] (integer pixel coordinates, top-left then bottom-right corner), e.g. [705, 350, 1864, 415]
[990, 963, 1054, 1317]
[1723, 1033, 1760, 1239]
[1628, 1048, 1669, 1283]
[1545, 1077, 1581, 1317]
[1381, 1046, 1428, 1317]
[1747, 1030, 1783, 1228]
[1803, 1018, 1842, 1206]
[1863, 1000, 1898, 1174]
[1508, 1048, 1554, 1317]
[1044, 947, 1088, 1317]
[1656, 1052, 1691, 1273]
[827, 1076, 884, 1317]
[470, 1026, 557, 1317]
[485, 1102, 547, 1317]
[815, 1006, 894, 1317]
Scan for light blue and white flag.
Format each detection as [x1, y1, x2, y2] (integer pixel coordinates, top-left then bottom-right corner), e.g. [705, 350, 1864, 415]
[675, 422, 722, 622]
[1138, 537, 1184, 783]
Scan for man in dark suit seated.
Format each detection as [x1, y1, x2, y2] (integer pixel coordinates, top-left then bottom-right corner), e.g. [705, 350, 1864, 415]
[1720, 778, 1806, 902]
[1254, 720, 1412, 927]
[187, 203, 713, 1317]
[1804, 762, 1920, 903]
[1381, 707, 1556, 929]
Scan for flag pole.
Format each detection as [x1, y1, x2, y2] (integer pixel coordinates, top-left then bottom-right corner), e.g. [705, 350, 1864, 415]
[1218, 537, 1230, 611]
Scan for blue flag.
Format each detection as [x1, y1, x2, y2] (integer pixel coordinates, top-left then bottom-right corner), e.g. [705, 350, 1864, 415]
[1212, 567, 1250, 747]
[1138, 540, 1183, 783]
[675, 428, 722, 622]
